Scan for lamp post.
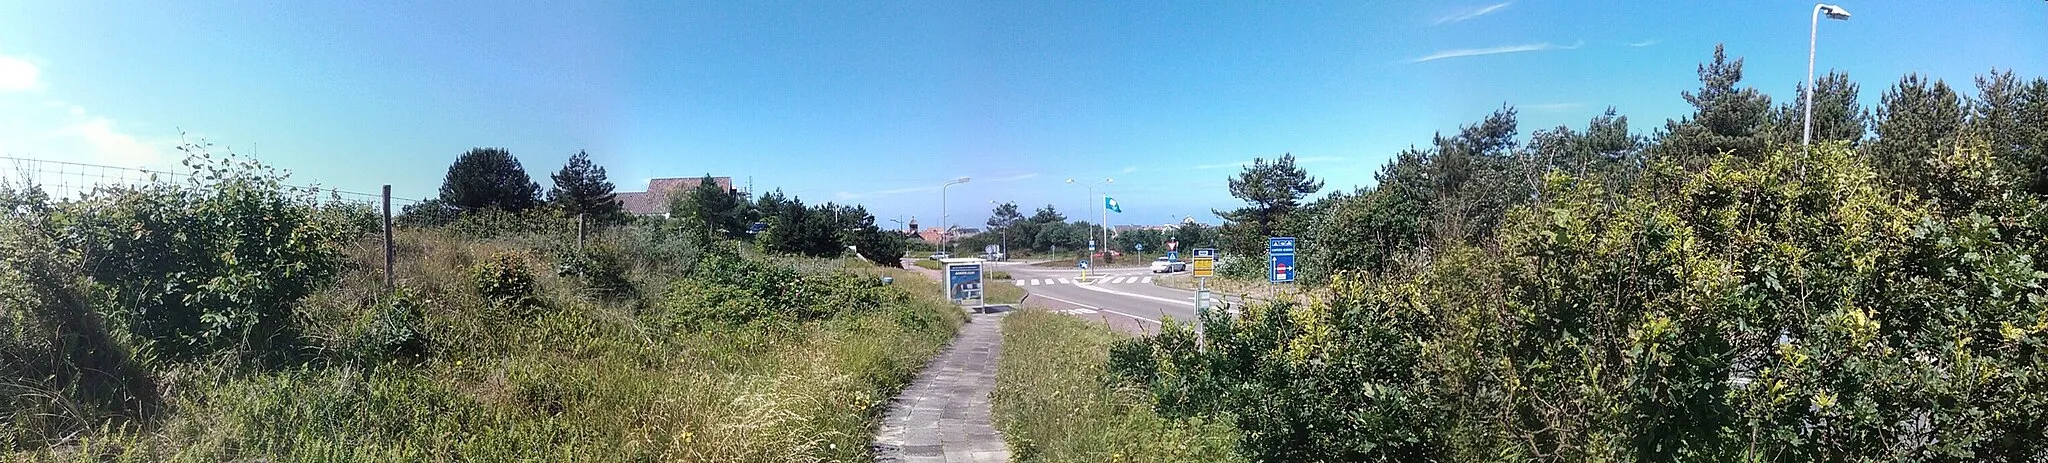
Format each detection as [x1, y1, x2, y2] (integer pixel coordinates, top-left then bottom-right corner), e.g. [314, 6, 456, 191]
[940, 177, 970, 255]
[1065, 177, 1113, 270]
[1804, 3, 1852, 147]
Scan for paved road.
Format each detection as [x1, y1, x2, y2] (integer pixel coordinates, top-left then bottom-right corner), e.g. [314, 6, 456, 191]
[989, 261, 1252, 334]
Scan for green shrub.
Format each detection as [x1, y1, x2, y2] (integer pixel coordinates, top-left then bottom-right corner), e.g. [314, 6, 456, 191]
[55, 145, 357, 361]
[913, 259, 942, 270]
[348, 289, 428, 363]
[0, 215, 156, 450]
[552, 243, 634, 301]
[987, 270, 1012, 280]
[470, 251, 540, 316]
[1126, 144, 2048, 461]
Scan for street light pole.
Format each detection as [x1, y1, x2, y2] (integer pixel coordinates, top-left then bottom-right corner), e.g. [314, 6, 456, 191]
[1805, 3, 1852, 147]
[1066, 177, 1113, 273]
[940, 177, 970, 256]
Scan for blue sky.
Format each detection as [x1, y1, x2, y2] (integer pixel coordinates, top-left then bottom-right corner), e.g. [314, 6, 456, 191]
[1, 1, 2043, 228]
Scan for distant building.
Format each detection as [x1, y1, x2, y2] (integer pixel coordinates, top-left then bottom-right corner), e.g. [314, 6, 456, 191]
[915, 227, 945, 244]
[616, 177, 736, 216]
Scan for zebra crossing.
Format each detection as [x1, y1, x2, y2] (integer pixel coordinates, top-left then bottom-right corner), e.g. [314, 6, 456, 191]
[1016, 275, 1154, 286]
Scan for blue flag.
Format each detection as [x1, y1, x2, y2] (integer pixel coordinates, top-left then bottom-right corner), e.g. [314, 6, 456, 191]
[1104, 196, 1122, 213]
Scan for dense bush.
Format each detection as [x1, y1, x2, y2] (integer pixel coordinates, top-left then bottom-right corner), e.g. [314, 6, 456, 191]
[1120, 144, 2048, 461]
[55, 146, 359, 360]
[659, 253, 891, 330]
[551, 242, 634, 301]
[347, 289, 428, 363]
[0, 213, 156, 450]
[470, 251, 541, 317]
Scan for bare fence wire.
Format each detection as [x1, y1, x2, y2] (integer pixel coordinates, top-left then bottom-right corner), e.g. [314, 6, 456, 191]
[0, 155, 436, 210]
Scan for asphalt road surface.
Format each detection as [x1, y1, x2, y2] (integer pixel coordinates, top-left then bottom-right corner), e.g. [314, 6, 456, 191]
[986, 260, 1254, 334]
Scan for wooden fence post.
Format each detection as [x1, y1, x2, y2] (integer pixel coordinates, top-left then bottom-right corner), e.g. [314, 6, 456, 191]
[382, 185, 394, 288]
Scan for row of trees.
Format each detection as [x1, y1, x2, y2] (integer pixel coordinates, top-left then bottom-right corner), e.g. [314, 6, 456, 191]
[402, 148, 907, 266]
[1114, 44, 2048, 461]
[956, 202, 1219, 256]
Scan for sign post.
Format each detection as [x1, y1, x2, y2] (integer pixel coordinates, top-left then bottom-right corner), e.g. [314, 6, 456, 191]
[1268, 237, 1296, 283]
[943, 258, 986, 311]
[1191, 248, 1216, 315]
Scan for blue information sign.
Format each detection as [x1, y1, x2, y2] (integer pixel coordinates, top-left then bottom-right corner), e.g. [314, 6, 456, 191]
[1268, 237, 1296, 283]
[947, 263, 983, 303]
[1165, 250, 1178, 260]
[1192, 248, 1217, 259]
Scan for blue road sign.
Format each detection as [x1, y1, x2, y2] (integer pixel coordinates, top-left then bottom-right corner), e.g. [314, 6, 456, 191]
[947, 263, 983, 302]
[1192, 248, 1217, 259]
[1166, 250, 1179, 260]
[1269, 237, 1297, 283]
[1136, 243, 1145, 252]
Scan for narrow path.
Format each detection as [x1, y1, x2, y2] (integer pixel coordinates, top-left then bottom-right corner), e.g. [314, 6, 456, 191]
[871, 309, 1011, 463]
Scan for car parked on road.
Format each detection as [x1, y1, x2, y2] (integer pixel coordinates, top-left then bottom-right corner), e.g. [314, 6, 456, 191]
[1149, 257, 1187, 273]
[928, 252, 950, 260]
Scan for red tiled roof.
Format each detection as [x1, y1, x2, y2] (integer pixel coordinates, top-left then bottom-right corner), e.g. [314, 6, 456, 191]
[618, 176, 735, 215]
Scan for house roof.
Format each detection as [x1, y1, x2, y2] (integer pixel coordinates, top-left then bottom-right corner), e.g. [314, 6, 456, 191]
[618, 176, 735, 215]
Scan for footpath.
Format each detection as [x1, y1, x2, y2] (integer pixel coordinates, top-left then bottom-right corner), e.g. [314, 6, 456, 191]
[872, 263, 1011, 463]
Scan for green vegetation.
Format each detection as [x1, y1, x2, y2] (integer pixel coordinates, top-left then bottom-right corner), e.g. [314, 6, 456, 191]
[1110, 51, 2048, 461]
[913, 259, 942, 271]
[994, 310, 1240, 462]
[987, 270, 1011, 280]
[1, 145, 967, 461]
[545, 150, 625, 224]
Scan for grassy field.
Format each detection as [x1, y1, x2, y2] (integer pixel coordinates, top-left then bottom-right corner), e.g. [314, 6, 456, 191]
[6, 224, 965, 462]
[992, 310, 1241, 462]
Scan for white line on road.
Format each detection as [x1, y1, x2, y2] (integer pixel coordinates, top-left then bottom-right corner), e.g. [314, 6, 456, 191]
[1028, 293, 1160, 324]
[1058, 278, 1071, 284]
[1074, 282, 1196, 307]
[1141, 277, 1153, 284]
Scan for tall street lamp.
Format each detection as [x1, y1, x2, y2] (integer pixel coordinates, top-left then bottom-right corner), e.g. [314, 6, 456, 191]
[1804, 3, 1852, 147]
[1065, 177, 1113, 265]
[940, 177, 970, 255]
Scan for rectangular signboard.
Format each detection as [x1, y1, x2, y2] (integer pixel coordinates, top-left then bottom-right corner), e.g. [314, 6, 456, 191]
[1269, 237, 1296, 283]
[1165, 250, 1179, 261]
[947, 263, 983, 304]
[1192, 248, 1217, 259]
[1192, 257, 1214, 278]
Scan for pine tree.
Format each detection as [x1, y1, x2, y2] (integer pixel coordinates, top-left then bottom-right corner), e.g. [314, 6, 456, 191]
[546, 150, 623, 222]
[437, 147, 540, 211]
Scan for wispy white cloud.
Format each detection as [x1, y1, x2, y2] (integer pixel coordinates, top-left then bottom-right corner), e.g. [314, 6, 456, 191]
[1435, 1, 1514, 25]
[1628, 39, 1661, 47]
[1121, 166, 1140, 174]
[1410, 40, 1583, 63]
[1523, 103, 1585, 112]
[0, 54, 42, 92]
[55, 117, 164, 167]
[989, 172, 1039, 182]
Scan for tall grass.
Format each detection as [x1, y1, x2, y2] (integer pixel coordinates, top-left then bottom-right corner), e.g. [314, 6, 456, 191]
[9, 225, 966, 462]
[992, 310, 1240, 462]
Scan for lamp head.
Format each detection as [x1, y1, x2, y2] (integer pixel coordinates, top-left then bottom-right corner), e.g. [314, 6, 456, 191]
[1819, 4, 1850, 20]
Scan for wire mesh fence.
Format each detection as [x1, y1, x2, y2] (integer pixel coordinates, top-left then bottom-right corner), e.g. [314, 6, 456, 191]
[0, 155, 436, 210]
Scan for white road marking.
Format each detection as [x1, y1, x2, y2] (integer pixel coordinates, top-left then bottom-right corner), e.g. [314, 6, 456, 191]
[1057, 308, 1098, 315]
[1058, 278, 1071, 284]
[1028, 293, 1160, 324]
[1141, 277, 1153, 283]
[1027, 279, 1040, 286]
[1105, 277, 1122, 284]
[1074, 282, 1196, 307]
